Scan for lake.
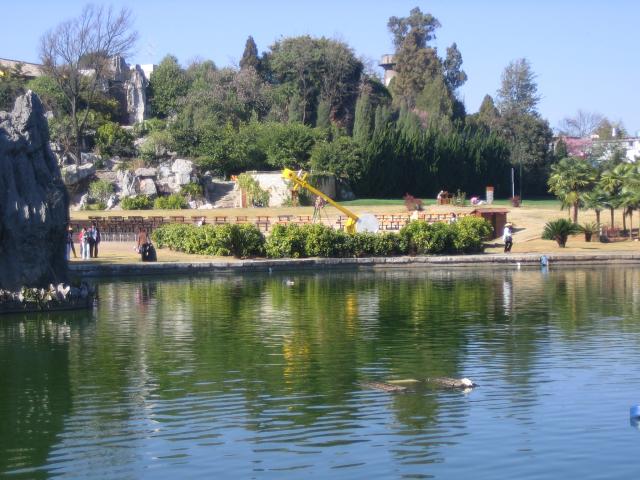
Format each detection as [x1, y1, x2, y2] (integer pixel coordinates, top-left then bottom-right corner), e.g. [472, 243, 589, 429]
[1, 266, 640, 479]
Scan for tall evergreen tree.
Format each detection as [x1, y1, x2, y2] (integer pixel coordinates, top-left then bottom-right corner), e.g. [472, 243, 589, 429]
[387, 7, 442, 108]
[496, 58, 540, 117]
[353, 90, 373, 144]
[240, 36, 260, 71]
[148, 55, 189, 118]
[443, 43, 467, 92]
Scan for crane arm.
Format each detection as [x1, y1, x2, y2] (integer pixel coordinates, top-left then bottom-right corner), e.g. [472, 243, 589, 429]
[282, 168, 360, 226]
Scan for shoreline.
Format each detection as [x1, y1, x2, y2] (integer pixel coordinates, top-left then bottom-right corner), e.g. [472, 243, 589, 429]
[69, 251, 640, 277]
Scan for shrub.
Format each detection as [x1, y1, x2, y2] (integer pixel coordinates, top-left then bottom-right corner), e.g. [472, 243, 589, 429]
[96, 121, 134, 157]
[151, 223, 264, 258]
[542, 218, 581, 247]
[180, 182, 203, 199]
[121, 195, 152, 210]
[88, 179, 114, 205]
[154, 194, 187, 210]
[265, 224, 307, 258]
[579, 221, 599, 242]
[399, 221, 453, 254]
[303, 224, 350, 257]
[452, 216, 493, 253]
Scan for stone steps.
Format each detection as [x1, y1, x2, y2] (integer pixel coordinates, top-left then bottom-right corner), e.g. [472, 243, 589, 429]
[207, 181, 239, 208]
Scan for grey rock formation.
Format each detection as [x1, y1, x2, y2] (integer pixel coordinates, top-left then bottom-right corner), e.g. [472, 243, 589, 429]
[116, 169, 138, 197]
[126, 64, 148, 124]
[0, 91, 69, 289]
[134, 167, 157, 178]
[171, 159, 194, 185]
[61, 163, 96, 185]
[139, 178, 157, 196]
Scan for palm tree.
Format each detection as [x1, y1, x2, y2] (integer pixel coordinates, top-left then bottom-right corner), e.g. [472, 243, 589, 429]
[600, 163, 632, 229]
[548, 156, 596, 223]
[619, 165, 640, 238]
[581, 188, 607, 225]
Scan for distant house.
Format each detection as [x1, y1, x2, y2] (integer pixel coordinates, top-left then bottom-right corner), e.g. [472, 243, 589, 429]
[555, 134, 640, 163]
[0, 57, 43, 79]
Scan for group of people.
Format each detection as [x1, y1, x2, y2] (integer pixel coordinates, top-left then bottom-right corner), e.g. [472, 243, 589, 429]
[66, 223, 101, 260]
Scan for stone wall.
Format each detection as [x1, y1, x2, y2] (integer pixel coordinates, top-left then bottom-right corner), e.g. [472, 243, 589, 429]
[0, 91, 69, 289]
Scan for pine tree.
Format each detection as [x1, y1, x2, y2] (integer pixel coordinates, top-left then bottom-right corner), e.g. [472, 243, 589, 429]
[240, 36, 260, 71]
[353, 90, 373, 144]
[316, 98, 331, 128]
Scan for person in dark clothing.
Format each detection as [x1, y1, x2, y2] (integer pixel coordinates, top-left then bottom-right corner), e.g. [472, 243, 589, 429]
[91, 222, 101, 258]
[66, 225, 77, 260]
[137, 228, 156, 262]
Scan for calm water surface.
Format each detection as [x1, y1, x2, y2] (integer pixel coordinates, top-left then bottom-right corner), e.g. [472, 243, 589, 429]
[2, 266, 640, 479]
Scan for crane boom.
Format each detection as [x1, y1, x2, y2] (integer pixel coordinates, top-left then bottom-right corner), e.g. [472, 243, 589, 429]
[282, 168, 359, 233]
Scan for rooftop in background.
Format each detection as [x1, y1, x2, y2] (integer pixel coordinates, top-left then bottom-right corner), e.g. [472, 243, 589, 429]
[0, 57, 43, 78]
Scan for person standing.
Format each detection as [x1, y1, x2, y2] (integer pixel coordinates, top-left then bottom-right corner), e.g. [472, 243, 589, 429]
[503, 222, 513, 253]
[91, 222, 101, 258]
[448, 212, 458, 224]
[66, 225, 77, 260]
[80, 227, 90, 259]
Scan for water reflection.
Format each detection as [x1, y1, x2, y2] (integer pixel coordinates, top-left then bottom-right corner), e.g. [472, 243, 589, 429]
[1, 267, 640, 478]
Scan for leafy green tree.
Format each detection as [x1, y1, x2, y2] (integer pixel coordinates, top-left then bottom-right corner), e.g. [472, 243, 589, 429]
[260, 122, 317, 169]
[26, 75, 67, 112]
[496, 58, 540, 117]
[547, 156, 596, 223]
[240, 36, 260, 71]
[581, 188, 607, 225]
[148, 55, 189, 117]
[88, 179, 114, 206]
[310, 136, 364, 181]
[95, 121, 134, 157]
[268, 36, 362, 127]
[0, 63, 27, 110]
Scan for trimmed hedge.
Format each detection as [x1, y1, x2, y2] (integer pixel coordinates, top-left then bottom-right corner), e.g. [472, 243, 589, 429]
[152, 223, 265, 258]
[151, 217, 492, 259]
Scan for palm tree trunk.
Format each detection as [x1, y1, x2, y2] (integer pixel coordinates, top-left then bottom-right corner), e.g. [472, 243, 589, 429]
[595, 210, 601, 225]
[610, 208, 615, 228]
[622, 210, 627, 233]
[630, 210, 634, 239]
[573, 203, 578, 223]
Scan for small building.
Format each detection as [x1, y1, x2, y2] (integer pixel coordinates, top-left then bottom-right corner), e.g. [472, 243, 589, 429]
[471, 208, 509, 239]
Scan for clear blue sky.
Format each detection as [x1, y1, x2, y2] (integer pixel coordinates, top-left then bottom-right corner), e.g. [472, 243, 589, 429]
[2, 0, 639, 133]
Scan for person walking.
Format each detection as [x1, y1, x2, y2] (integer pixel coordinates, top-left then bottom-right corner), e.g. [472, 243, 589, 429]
[503, 222, 513, 253]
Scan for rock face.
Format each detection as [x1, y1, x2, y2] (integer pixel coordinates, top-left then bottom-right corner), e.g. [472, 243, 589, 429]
[0, 91, 69, 290]
[126, 65, 148, 124]
[61, 163, 96, 185]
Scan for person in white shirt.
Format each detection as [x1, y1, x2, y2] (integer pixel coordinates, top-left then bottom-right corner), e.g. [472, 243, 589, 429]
[503, 223, 513, 252]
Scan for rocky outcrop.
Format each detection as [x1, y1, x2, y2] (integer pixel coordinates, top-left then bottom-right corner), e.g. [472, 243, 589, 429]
[61, 163, 96, 185]
[0, 91, 69, 290]
[126, 64, 148, 124]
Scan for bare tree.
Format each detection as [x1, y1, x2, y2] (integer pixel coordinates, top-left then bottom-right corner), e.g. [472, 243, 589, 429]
[557, 110, 604, 138]
[40, 4, 137, 160]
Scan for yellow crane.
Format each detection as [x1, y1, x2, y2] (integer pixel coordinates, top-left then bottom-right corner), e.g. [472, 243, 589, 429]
[281, 168, 378, 234]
